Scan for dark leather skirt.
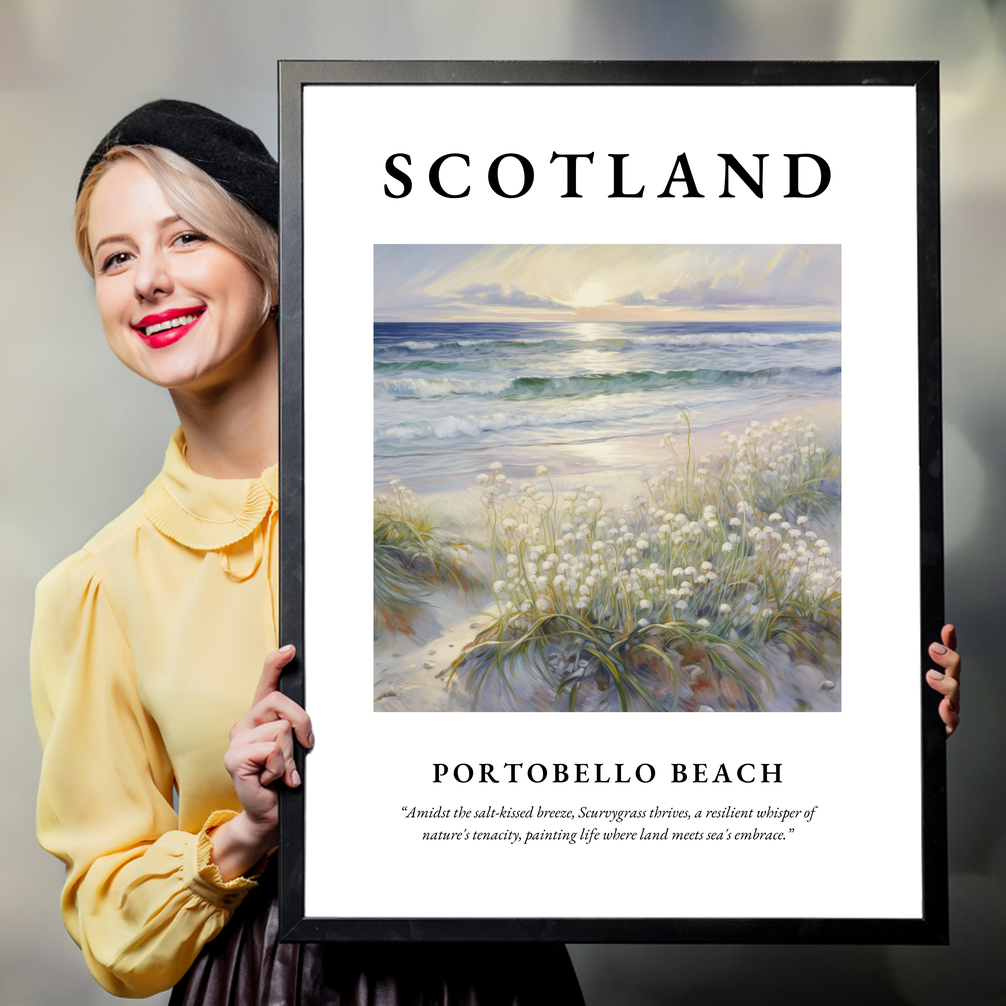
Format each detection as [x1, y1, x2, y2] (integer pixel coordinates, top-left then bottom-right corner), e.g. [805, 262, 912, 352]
[169, 870, 585, 1006]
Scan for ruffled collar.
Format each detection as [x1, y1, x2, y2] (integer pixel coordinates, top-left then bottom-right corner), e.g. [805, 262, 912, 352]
[143, 428, 278, 551]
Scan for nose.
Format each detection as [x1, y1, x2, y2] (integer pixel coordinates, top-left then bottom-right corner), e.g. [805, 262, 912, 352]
[133, 247, 173, 303]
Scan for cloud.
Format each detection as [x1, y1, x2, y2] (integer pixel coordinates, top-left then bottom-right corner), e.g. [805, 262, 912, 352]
[453, 282, 572, 311]
[615, 289, 657, 306]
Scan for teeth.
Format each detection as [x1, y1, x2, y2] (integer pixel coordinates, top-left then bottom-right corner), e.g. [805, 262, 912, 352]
[143, 313, 199, 337]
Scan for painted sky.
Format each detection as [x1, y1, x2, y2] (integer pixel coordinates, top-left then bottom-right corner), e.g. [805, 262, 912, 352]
[374, 244, 840, 323]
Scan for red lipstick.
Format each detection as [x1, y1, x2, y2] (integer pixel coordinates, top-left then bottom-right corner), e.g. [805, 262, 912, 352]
[132, 306, 205, 349]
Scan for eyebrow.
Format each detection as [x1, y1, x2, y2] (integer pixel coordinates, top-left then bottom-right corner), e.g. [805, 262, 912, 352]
[91, 215, 185, 258]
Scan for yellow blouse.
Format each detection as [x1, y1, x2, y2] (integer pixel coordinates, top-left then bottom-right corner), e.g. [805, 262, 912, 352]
[31, 429, 279, 998]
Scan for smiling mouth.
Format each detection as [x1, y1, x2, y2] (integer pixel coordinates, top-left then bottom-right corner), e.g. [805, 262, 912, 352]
[137, 309, 205, 338]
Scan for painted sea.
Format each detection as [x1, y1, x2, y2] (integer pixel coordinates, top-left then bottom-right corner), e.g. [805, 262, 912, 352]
[375, 320, 840, 487]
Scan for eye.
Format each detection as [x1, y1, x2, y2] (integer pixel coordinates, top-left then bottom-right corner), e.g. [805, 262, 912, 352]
[100, 251, 132, 274]
[172, 230, 208, 249]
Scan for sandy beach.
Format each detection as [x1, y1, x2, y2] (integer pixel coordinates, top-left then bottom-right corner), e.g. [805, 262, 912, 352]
[374, 397, 842, 714]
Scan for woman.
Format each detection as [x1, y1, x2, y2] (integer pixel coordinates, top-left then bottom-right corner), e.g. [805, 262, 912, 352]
[31, 100, 586, 1003]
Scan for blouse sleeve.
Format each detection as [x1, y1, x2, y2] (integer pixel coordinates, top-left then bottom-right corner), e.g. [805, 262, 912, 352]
[31, 549, 262, 998]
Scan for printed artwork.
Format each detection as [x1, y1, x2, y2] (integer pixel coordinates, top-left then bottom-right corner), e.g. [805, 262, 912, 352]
[373, 245, 841, 712]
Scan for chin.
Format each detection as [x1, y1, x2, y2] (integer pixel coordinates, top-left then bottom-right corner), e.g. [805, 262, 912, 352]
[123, 355, 215, 391]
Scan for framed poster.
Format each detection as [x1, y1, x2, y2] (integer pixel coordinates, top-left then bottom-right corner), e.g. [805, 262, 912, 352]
[277, 61, 946, 943]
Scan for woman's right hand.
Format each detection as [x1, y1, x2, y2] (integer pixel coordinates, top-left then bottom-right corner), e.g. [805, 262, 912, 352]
[209, 645, 314, 881]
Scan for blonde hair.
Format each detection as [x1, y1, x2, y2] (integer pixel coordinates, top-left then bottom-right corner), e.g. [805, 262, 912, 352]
[75, 145, 278, 323]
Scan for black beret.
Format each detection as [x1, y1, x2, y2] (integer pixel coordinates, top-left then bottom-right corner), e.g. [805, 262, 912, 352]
[77, 99, 278, 228]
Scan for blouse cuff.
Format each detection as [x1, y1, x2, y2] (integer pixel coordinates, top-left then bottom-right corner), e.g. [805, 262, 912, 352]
[183, 810, 269, 909]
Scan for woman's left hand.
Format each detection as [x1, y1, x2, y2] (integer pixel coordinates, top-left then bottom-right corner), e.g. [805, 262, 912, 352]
[926, 624, 961, 737]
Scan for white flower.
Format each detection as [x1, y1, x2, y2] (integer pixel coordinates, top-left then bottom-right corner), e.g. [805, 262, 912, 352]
[579, 585, 591, 597]
[525, 562, 537, 576]
[493, 580, 506, 593]
[697, 618, 711, 628]
[721, 542, 733, 552]
[489, 462, 503, 471]
[536, 598, 549, 611]
[675, 600, 688, 610]
[768, 512, 781, 522]
[760, 608, 773, 618]
[819, 546, 832, 556]
[719, 603, 732, 614]
[729, 517, 741, 526]
[536, 465, 548, 476]
[815, 539, 828, 548]
[585, 576, 597, 586]
[520, 601, 531, 612]
[797, 515, 809, 525]
[639, 599, 652, 611]
[637, 617, 650, 626]
[553, 575, 567, 586]
[502, 518, 517, 530]
[476, 473, 489, 484]
[636, 538, 649, 550]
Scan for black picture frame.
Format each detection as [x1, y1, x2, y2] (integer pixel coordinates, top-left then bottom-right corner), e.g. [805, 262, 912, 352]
[277, 60, 945, 944]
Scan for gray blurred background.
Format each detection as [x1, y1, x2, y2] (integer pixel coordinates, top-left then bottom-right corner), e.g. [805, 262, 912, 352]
[1, 1, 1003, 1003]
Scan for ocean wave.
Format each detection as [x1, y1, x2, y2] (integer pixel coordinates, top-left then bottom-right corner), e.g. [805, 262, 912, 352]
[375, 366, 840, 401]
[374, 376, 513, 398]
[376, 400, 683, 443]
[375, 330, 840, 357]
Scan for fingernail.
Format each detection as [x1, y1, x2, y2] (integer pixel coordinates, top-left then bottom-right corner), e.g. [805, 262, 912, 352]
[280, 644, 295, 654]
[931, 643, 947, 654]
[306, 732, 315, 748]
[291, 768, 301, 787]
[928, 670, 944, 680]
